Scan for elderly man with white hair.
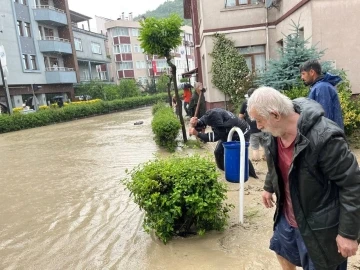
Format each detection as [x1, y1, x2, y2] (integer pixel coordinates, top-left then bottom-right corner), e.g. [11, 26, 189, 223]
[247, 87, 360, 270]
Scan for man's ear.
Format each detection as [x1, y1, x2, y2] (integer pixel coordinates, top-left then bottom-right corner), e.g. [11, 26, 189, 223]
[271, 112, 281, 121]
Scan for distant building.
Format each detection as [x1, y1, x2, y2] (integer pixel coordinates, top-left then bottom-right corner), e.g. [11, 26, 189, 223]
[70, 11, 110, 83]
[95, 13, 196, 87]
[184, 0, 360, 109]
[0, 0, 78, 108]
[0, 0, 111, 110]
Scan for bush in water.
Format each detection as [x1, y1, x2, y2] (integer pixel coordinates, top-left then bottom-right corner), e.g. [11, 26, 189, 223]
[123, 154, 233, 243]
[151, 106, 181, 152]
[152, 101, 167, 116]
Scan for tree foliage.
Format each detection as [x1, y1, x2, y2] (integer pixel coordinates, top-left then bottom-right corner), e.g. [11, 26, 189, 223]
[257, 20, 332, 90]
[139, 14, 183, 58]
[139, 14, 187, 142]
[210, 33, 252, 106]
[134, 0, 192, 26]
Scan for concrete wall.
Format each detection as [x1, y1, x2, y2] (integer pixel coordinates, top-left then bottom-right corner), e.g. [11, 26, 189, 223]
[311, 0, 360, 94]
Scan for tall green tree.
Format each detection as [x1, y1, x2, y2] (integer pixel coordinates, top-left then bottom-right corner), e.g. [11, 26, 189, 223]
[257, 20, 331, 90]
[139, 14, 187, 142]
[210, 33, 252, 108]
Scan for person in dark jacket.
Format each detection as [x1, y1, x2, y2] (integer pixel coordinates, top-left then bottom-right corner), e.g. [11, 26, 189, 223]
[300, 59, 344, 129]
[247, 87, 360, 270]
[189, 108, 258, 178]
[188, 82, 206, 118]
[239, 88, 266, 161]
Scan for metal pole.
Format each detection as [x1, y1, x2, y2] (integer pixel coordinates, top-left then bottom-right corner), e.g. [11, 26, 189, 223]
[183, 33, 190, 83]
[31, 84, 39, 111]
[227, 127, 246, 224]
[0, 58, 13, 114]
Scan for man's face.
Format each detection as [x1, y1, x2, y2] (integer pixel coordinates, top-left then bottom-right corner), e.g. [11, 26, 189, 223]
[249, 108, 283, 137]
[301, 70, 315, 86]
[196, 83, 203, 90]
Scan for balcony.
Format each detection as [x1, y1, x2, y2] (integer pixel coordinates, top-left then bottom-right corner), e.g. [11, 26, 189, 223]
[33, 5, 68, 26]
[38, 37, 72, 54]
[45, 67, 77, 84]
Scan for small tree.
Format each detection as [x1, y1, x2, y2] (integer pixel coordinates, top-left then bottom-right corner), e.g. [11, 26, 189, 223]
[210, 33, 251, 108]
[257, 20, 331, 90]
[139, 14, 187, 142]
[118, 79, 140, 99]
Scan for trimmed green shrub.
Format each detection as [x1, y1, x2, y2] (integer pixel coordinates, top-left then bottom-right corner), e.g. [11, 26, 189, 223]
[0, 93, 170, 133]
[151, 107, 181, 152]
[282, 85, 309, 100]
[152, 101, 167, 115]
[123, 154, 233, 243]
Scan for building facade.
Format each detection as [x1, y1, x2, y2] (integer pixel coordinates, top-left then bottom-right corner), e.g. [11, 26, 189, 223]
[0, 0, 78, 109]
[95, 14, 195, 87]
[70, 11, 110, 84]
[184, 0, 360, 108]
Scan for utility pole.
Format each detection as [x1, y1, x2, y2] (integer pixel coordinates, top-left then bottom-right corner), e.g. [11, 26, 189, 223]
[183, 33, 190, 83]
[0, 57, 13, 115]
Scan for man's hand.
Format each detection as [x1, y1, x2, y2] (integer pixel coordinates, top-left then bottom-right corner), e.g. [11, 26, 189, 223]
[336, 235, 359, 258]
[188, 127, 198, 136]
[262, 191, 275, 208]
[190, 117, 198, 127]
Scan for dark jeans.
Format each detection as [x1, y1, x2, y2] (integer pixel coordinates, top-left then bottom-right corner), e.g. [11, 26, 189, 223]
[184, 102, 190, 116]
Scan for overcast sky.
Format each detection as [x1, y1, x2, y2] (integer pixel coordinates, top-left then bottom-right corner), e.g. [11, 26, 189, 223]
[68, 0, 167, 31]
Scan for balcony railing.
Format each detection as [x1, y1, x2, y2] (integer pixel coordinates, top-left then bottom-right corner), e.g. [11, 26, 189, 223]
[46, 67, 74, 72]
[35, 5, 65, 13]
[42, 36, 69, 43]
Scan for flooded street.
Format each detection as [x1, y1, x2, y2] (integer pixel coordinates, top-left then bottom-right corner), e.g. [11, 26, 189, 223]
[0, 107, 160, 269]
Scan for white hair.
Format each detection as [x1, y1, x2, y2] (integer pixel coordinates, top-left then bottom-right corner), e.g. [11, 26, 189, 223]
[247, 87, 294, 118]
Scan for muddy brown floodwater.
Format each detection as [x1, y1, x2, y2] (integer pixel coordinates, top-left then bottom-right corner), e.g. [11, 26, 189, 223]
[1, 106, 360, 270]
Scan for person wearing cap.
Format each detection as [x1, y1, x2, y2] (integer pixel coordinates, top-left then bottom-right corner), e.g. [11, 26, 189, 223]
[239, 88, 266, 161]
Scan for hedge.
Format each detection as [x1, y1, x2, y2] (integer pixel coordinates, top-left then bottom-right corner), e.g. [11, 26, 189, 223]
[0, 93, 173, 133]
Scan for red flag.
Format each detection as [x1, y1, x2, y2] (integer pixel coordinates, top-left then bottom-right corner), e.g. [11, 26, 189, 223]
[152, 60, 157, 74]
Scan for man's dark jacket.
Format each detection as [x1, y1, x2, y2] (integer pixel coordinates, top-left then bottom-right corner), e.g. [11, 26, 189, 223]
[264, 98, 360, 270]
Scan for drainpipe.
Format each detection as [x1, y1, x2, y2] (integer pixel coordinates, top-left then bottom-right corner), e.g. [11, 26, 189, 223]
[265, 7, 270, 61]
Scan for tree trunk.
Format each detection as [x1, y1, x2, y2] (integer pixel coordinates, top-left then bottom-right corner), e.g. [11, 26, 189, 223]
[167, 75, 172, 107]
[166, 57, 187, 142]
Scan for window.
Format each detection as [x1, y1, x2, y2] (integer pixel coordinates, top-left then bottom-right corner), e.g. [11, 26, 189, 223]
[22, 54, 29, 70]
[132, 28, 139, 37]
[116, 61, 133, 70]
[299, 27, 304, 41]
[113, 44, 131, 54]
[74, 38, 82, 51]
[24, 22, 31, 37]
[17, 21, 23, 36]
[135, 61, 146, 69]
[225, 0, 258, 7]
[44, 27, 54, 38]
[111, 27, 129, 37]
[91, 42, 101, 54]
[133, 44, 143, 53]
[14, 0, 27, 4]
[155, 59, 168, 69]
[238, 45, 266, 72]
[30, 55, 37, 70]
